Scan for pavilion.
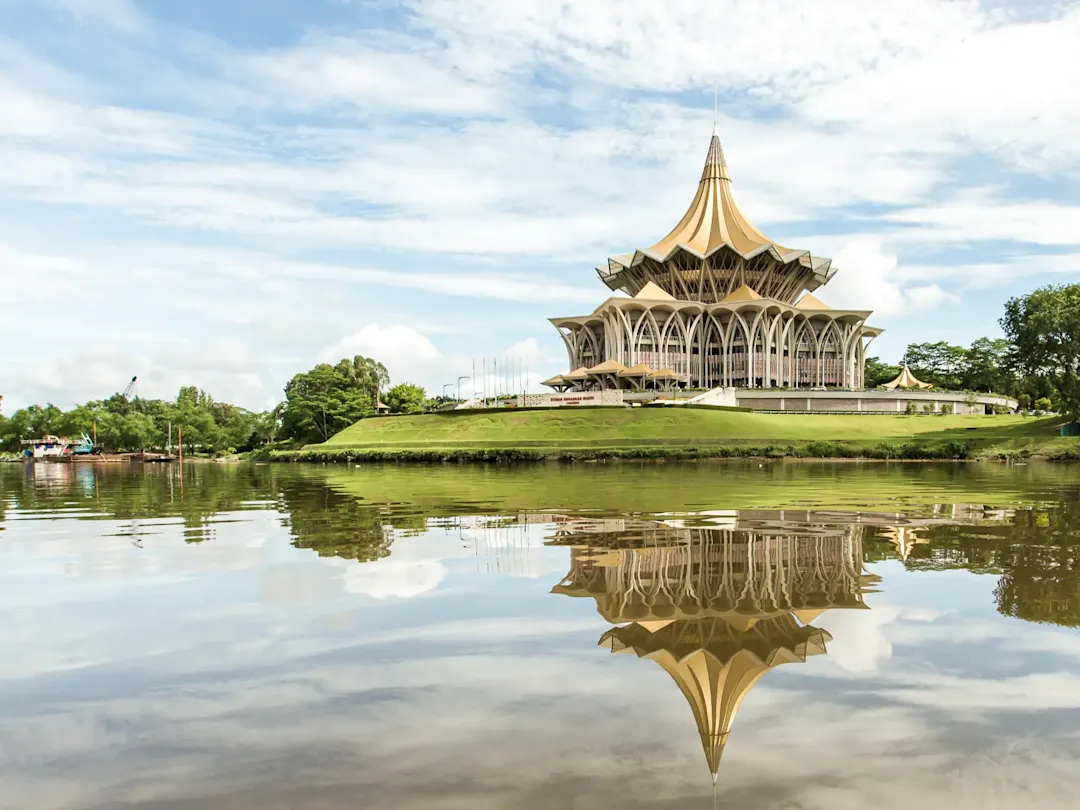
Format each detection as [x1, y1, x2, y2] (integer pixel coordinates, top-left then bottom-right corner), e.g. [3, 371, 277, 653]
[882, 365, 933, 390]
[548, 126, 882, 391]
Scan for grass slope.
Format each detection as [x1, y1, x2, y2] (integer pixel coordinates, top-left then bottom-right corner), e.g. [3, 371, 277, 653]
[307, 408, 1071, 459]
[307, 461, 1080, 515]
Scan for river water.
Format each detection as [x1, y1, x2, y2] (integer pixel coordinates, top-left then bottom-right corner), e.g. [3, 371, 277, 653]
[2, 461, 1079, 809]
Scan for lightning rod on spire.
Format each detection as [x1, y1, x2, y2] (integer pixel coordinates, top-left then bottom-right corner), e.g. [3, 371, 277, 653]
[712, 81, 718, 136]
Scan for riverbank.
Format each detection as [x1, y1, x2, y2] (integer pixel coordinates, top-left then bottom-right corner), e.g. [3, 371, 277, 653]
[271, 408, 1078, 462]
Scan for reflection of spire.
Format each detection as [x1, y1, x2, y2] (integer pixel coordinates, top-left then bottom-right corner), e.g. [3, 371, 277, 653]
[549, 518, 877, 787]
[601, 615, 830, 778]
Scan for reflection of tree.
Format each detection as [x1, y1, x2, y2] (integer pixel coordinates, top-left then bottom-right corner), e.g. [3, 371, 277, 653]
[995, 543, 1080, 628]
[0, 463, 278, 536]
[867, 504, 1080, 628]
[277, 479, 395, 562]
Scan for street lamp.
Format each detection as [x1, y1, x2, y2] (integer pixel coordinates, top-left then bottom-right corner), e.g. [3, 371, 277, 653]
[443, 383, 453, 399]
[457, 375, 470, 401]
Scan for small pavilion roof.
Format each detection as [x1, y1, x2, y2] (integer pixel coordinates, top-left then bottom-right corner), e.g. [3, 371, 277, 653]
[882, 365, 933, 390]
[650, 368, 685, 380]
[719, 284, 762, 304]
[617, 363, 656, 377]
[795, 292, 830, 310]
[541, 374, 566, 387]
[587, 359, 629, 375]
[633, 281, 677, 301]
[563, 366, 592, 381]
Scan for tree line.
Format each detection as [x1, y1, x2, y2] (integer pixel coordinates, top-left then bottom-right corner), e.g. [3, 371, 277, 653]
[864, 282, 1080, 416]
[0, 357, 430, 454]
[5, 280, 1080, 452]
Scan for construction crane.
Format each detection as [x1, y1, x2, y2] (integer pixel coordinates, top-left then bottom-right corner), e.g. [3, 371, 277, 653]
[122, 376, 138, 401]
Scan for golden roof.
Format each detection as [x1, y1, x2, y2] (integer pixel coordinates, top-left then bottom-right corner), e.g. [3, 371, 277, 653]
[617, 363, 656, 377]
[646, 131, 802, 259]
[562, 366, 592, 381]
[633, 281, 677, 301]
[650, 368, 685, 380]
[881, 526, 928, 561]
[718, 283, 762, 304]
[587, 359, 629, 374]
[882, 365, 933, 390]
[601, 615, 831, 777]
[795, 292, 830, 310]
[541, 374, 566, 386]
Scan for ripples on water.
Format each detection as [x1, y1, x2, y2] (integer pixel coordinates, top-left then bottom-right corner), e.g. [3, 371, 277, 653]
[2, 461, 1080, 809]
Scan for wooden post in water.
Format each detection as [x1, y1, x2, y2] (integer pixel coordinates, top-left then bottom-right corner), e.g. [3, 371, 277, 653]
[178, 425, 183, 464]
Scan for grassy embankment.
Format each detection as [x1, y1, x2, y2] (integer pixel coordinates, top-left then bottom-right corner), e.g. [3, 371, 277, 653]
[274, 407, 1078, 462]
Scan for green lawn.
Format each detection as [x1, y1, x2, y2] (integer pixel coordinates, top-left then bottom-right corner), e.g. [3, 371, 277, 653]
[315, 407, 1064, 454]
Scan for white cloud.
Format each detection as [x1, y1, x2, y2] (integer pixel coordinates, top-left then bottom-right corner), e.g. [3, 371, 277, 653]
[815, 603, 901, 674]
[242, 33, 500, 116]
[822, 239, 956, 317]
[3, 0, 1080, 406]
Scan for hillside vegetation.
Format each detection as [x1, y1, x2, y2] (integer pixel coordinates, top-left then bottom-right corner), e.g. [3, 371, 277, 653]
[299, 408, 1073, 460]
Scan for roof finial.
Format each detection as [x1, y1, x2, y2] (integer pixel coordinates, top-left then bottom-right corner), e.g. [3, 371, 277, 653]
[712, 81, 719, 136]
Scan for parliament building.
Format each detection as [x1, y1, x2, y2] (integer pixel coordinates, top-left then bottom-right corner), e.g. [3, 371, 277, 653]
[544, 127, 881, 393]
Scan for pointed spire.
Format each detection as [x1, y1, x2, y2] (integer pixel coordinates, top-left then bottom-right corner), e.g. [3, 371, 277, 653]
[702, 129, 729, 182]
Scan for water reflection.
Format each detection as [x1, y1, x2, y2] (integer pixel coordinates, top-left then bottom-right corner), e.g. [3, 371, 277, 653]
[547, 517, 879, 782]
[4, 464, 1080, 808]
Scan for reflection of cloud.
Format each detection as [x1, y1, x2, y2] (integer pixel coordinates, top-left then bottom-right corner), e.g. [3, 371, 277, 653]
[332, 558, 447, 600]
[815, 604, 901, 674]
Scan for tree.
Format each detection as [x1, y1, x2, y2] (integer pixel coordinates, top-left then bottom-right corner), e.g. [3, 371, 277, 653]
[1001, 283, 1080, 420]
[902, 341, 968, 389]
[1035, 397, 1053, 413]
[334, 355, 389, 409]
[962, 337, 1012, 393]
[282, 363, 374, 444]
[383, 383, 426, 414]
[864, 357, 901, 388]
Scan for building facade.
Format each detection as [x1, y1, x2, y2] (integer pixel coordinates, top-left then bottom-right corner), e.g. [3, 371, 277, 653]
[545, 128, 882, 392]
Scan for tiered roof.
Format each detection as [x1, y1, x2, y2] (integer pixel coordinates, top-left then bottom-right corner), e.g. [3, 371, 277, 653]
[598, 127, 835, 297]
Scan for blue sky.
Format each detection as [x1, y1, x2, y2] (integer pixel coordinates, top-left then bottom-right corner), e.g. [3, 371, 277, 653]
[3, 0, 1080, 410]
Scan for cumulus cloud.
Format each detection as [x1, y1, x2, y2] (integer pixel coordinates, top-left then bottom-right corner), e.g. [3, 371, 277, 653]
[822, 239, 955, 318]
[3, 0, 1079, 404]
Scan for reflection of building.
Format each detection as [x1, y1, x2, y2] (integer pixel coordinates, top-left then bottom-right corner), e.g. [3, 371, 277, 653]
[546, 128, 882, 391]
[881, 526, 929, 561]
[550, 520, 877, 783]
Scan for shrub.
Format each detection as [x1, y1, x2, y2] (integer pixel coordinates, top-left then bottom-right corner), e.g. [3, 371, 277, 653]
[940, 403, 953, 415]
[905, 401, 918, 415]
[1035, 397, 1053, 412]
[922, 403, 935, 414]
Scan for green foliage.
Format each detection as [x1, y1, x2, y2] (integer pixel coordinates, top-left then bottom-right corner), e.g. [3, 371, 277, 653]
[383, 383, 427, 414]
[940, 403, 953, 415]
[905, 401, 918, 415]
[864, 357, 901, 388]
[1035, 397, 1053, 412]
[0, 387, 270, 455]
[282, 359, 380, 444]
[897, 337, 1014, 393]
[1001, 283, 1080, 419]
[902, 341, 968, 389]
